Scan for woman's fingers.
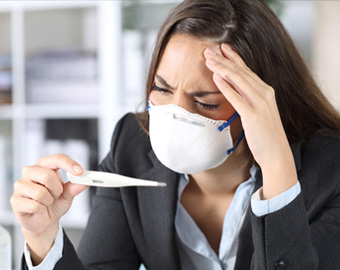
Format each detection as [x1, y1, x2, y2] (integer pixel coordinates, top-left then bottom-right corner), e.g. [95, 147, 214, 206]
[204, 47, 276, 113]
[212, 73, 251, 116]
[21, 166, 63, 199]
[219, 44, 248, 69]
[220, 44, 269, 89]
[10, 194, 46, 215]
[19, 154, 87, 205]
[62, 182, 89, 202]
[36, 153, 83, 176]
[14, 180, 54, 207]
[205, 49, 263, 106]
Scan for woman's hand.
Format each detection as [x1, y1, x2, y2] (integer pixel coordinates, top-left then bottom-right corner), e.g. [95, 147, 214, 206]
[204, 44, 298, 199]
[10, 154, 89, 265]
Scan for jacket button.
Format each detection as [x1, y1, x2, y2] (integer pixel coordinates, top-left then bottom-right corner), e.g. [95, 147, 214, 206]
[275, 260, 286, 270]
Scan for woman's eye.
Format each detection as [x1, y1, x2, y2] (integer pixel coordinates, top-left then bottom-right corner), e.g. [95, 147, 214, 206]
[151, 85, 171, 94]
[196, 101, 220, 111]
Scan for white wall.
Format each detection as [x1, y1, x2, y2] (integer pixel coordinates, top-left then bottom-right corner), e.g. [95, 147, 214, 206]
[0, 13, 11, 53]
[313, 1, 340, 110]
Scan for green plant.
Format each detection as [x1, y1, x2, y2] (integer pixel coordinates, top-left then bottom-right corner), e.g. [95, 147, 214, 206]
[264, 0, 284, 16]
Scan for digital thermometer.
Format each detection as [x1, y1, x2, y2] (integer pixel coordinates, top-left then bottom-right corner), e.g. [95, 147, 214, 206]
[67, 170, 167, 188]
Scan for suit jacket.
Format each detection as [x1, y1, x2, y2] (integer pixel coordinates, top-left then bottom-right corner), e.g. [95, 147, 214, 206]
[22, 113, 340, 270]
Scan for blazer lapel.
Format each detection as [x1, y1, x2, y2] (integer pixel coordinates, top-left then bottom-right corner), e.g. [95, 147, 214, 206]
[137, 150, 181, 270]
[234, 168, 263, 269]
[291, 143, 302, 172]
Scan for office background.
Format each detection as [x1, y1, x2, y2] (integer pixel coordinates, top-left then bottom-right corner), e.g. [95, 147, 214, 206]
[0, 1, 339, 269]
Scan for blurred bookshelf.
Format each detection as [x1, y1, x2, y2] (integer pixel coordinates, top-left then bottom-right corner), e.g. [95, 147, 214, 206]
[0, 2, 111, 268]
[0, 1, 179, 269]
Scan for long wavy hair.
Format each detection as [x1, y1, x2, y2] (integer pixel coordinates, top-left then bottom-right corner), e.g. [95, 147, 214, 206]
[136, 0, 340, 145]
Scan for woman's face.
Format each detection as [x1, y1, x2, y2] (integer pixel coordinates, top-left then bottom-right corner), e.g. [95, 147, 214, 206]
[149, 34, 236, 121]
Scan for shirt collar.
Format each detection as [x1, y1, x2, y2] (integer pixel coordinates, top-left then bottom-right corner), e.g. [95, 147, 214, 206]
[178, 165, 258, 199]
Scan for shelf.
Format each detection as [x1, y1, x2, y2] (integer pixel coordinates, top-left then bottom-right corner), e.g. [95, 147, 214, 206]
[0, 1, 98, 12]
[0, 104, 99, 119]
[24, 104, 99, 119]
[0, 2, 14, 12]
[0, 0, 182, 12]
[0, 105, 13, 119]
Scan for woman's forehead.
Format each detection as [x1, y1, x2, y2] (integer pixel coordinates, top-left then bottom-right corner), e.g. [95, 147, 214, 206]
[165, 34, 221, 56]
[156, 35, 221, 91]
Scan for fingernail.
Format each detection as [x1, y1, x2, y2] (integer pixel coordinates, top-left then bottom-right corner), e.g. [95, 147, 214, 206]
[214, 73, 224, 82]
[206, 58, 217, 65]
[222, 44, 232, 51]
[73, 165, 82, 174]
[205, 48, 217, 56]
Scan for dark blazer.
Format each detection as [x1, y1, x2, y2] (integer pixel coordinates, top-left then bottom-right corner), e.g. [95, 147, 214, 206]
[22, 113, 340, 270]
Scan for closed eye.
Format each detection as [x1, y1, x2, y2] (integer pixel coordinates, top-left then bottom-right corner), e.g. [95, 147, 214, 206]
[152, 84, 219, 111]
[195, 101, 220, 111]
[151, 85, 172, 94]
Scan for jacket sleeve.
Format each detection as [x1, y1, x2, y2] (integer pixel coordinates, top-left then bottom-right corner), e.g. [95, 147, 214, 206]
[250, 188, 340, 269]
[21, 230, 85, 270]
[250, 134, 340, 270]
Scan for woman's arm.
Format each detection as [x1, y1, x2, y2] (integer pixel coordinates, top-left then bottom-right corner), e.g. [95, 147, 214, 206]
[204, 44, 298, 199]
[11, 153, 88, 267]
[18, 114, 141, 270]
[204, 45, 340, 269]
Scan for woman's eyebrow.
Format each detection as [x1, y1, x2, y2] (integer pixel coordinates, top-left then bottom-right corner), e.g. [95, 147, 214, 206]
[187, 91, 222, 97]
[155, 74, 222, 97]
[155, 75, 175, 90]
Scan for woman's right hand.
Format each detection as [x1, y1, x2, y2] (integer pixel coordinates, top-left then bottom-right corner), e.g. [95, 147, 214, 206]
[10, 154, 89, 265]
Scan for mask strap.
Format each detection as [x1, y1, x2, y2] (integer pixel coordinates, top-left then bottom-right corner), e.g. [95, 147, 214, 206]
[227, 131, 245, 155]
[218, 112, 239, 132]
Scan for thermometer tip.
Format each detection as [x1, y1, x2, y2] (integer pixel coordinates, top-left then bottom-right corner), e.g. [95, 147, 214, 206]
[157, 182, 167, 187]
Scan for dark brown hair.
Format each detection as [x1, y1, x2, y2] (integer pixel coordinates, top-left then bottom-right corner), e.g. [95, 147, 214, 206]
[136, 0, 340, 145]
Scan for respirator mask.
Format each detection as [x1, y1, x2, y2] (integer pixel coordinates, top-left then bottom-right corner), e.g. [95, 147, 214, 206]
[148, 101, 244, 174]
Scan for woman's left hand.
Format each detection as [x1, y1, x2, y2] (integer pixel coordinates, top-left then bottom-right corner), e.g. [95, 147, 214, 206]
[204, 44, 297, 199]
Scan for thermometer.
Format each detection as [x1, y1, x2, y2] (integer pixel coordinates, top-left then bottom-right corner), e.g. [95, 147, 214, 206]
[67, 170, 167, 188]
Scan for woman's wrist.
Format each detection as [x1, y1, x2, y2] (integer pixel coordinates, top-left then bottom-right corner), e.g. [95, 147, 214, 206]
[23, 222, 60, 266]
[260, 151, 298, 200]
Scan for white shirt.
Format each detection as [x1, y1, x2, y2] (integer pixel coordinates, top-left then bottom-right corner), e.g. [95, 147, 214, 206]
[175, 167, 257, 270]
[175, 166, 301, 270]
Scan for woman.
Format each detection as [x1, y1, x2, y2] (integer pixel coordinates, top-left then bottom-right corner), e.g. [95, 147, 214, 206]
[11, 0, 340, 269]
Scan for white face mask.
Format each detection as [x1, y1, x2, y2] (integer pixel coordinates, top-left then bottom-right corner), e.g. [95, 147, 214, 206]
[148, 101, 244, 174]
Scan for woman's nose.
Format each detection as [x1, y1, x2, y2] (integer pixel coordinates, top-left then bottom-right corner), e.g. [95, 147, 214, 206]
[172, 93, 194, 113]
